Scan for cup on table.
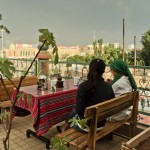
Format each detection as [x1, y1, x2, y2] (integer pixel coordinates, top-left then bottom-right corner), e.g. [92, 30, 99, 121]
[50, 80, 57, 91]
[73, 77, 80, 86]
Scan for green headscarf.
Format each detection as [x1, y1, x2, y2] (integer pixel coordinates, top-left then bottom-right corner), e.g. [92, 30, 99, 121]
[110, 59, 137, 91]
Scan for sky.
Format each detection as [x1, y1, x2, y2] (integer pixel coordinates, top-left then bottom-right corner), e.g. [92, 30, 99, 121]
[1, 0, 150, 49]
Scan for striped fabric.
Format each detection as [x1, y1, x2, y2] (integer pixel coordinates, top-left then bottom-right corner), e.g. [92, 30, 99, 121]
[12, 88, 77, 136]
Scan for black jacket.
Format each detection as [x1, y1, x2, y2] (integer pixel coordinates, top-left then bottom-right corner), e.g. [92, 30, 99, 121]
[75, 77, 115, 127]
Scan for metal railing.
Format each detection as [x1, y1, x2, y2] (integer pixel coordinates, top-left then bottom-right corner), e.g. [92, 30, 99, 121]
[7, 58, 150, 126]
[9, 58, 38, 77]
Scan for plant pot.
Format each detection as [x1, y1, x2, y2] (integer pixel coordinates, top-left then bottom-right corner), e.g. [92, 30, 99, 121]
[14, 106, 30, 117]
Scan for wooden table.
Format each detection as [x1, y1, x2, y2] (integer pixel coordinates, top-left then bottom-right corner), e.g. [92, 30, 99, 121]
[12, 79, 77, 149]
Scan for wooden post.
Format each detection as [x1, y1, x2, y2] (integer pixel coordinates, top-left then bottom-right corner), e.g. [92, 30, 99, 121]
[134, 36, 136, 76]
[129, 91, 139, 138]
[37, 51, 50, 75]
[122, 19, 125, 61]
[88, 108, 98, 150]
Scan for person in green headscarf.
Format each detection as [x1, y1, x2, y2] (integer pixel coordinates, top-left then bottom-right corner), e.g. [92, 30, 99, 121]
[110, 59, 137, 91]
[107, 59, 137, 121]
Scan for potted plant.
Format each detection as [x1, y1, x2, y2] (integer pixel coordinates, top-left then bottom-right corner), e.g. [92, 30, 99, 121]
[0, 29, 58, 150]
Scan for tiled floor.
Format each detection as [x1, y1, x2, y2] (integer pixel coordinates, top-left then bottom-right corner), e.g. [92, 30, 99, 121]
[0, 115, 129, 150]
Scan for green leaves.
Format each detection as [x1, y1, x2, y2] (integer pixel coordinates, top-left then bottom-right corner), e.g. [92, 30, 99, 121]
[140, 29, 150, 66]
[0, 14, 10, 38]
[67, 55, 91, 64]
[0, 109, 11, 121]
[79, 119, 89, 129]
[17, 92, 24, 101]
[51, 86, 55, 92]
[17, 92, 31, 104]
[39, 29, 59, 64]
[141, 48, 150, 66]
[54, 53, 59, 65]
[68, 117, 89, 130]
[0, 25, 10, 34]
[50, 137, 70, 150]
[68, 117, 78, 127]
[50, 117, 89, 150]
[0, 58, 15, 78]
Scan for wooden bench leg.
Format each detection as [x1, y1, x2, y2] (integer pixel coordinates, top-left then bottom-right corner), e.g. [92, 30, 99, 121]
[107, 132, 113, 140]
[129, 122, 136, 138]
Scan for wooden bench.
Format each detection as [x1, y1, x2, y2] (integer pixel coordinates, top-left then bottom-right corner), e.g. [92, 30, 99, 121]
[0, 76, 38, 101]
[56, 91, 139, 150]
[0, 76, 38, 127]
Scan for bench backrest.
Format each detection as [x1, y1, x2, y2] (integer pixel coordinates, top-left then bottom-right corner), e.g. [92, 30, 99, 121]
[85, 91, 138, 120]
[0, 76, 37, 101]
[84, 91, 139, 150]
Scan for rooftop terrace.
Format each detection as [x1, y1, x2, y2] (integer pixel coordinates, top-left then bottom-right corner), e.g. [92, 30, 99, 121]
[0, 58, 149, 150]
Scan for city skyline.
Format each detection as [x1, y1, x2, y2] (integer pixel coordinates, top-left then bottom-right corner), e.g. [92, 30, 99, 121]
[1, 0, 150, 49]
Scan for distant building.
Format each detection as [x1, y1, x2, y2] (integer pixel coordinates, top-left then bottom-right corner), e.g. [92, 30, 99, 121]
[16, 44, 33, 48]
[4, 44, 93, 59]
[113, 42, 120, 48]
[9, 42, 16, 49]
[4, 42, 121, 59]
[128, 44, 134, 50]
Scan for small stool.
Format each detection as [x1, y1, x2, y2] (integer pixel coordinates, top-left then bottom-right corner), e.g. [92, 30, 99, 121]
[0, 100, 12, 129]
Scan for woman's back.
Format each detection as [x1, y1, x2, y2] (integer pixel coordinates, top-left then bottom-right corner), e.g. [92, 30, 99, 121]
[75, 77, 115, 119]
[57, 59, 115, 133]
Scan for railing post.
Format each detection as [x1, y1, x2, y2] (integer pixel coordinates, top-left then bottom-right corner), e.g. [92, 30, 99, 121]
[37, 51, 51, 74]
[134, 35, 136, 76]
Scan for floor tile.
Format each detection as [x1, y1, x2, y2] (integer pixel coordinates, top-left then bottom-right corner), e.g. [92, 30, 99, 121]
[0, 115, 136, 150]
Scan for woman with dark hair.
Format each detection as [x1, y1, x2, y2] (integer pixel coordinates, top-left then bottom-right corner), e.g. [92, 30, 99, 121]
[57, 59, 115, 133]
